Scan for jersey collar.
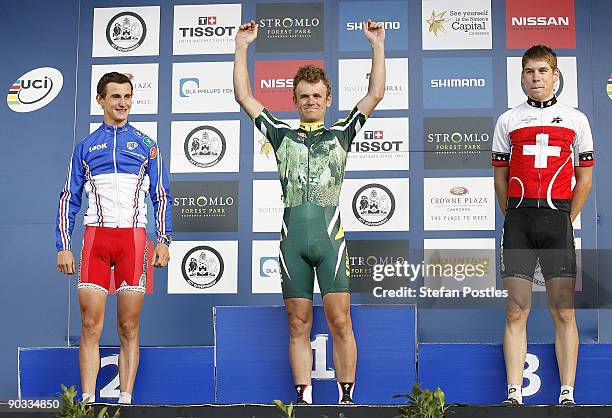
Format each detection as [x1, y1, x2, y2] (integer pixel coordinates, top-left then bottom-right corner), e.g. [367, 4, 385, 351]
[299, 120, 325, 131]
[101, 122, 130, 133]
[526, 96, 557, 109]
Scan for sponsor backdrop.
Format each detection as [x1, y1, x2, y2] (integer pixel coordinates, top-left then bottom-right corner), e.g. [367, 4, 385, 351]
[3, 0, 612, 402]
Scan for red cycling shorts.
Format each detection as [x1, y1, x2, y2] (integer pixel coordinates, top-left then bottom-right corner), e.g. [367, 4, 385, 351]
[78, 226, 148, 293]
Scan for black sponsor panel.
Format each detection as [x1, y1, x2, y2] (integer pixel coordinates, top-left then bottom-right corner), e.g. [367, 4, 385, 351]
[172, 181, 238, 232]
[256, 2, 324, 52]
[424, 117, 493, 169]
[347, 239, 410, 293]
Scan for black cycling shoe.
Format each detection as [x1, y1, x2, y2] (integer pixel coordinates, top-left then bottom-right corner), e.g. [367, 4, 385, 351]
[502, 398, 521, 405]
[339, 394, 354, 405]
[560, 398, 576, 406]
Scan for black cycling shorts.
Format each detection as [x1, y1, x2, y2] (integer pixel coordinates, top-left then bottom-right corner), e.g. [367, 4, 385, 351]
[501, 208, 576, 281]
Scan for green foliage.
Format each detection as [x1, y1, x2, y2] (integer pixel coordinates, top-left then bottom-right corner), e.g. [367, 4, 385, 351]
[273, 399, 295, 418]
[394, 383, 450, 418]
[56, 385, 120, 418]
[274, 399, 348, 418]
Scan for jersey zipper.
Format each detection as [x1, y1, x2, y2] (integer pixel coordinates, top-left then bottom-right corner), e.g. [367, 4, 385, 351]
[306, 136, 311, 202]
[113, 126, 122, 226]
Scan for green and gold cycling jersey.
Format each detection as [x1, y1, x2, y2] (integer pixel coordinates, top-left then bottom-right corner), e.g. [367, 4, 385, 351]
[254, 107, 367, 299]
[255, 107, 367, 208]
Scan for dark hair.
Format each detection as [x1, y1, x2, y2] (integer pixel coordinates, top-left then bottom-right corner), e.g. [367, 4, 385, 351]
[522, 45, 557, 70]
[293, 65, 331, 100]
[96, 72, 133, 97]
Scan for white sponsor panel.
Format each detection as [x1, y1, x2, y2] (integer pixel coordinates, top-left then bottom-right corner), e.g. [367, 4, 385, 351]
[92, 6, 160, 57]
[172, 62, 238, 113]
[340, 178, 410, 232]
[338, 58, 409, 110]
[168, 241, 238, 294]
[346, 117, 409, 171]
[173, 4, 241, 55]
[90, 64, 159, 115]
[7, 67, 63, 113]
[424, 177, 495, 230]
[171, 120, 240, 173]
[422, 0, 492, 50]
[533, 238, 581, 292]
[252, 180, 284, 232]
[253, 119, 299, 172]
[423, 238, 496, 291]
[89, 122, 157, 141]
[252, 240, 321, 294]
[507, 57, 578, 108]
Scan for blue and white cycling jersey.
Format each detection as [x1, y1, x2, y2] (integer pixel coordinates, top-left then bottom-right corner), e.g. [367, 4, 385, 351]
[55, 122, 172, 251]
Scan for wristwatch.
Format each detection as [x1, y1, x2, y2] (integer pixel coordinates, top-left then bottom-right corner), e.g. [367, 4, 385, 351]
[157, 235, 172, 246]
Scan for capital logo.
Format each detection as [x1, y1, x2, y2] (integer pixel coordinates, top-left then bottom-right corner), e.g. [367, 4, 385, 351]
[106, 12, 147, 52]
[7, 67, 63, 113]
[181, 246, 224, 289]
[260, 256, 280, 278]
[352, 184, 395, 226]
[183, 125, 226, 168]
[426, 10, 449, 37]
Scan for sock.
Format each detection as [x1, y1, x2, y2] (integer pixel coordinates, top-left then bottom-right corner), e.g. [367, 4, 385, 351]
[338, 382, 354, 402]
[118, 392, 132, 404]
[507, 384, 522, 403]
[81, 392, 95, 404]
[295, 384, 312, 404]
[559, 385, 574, 403]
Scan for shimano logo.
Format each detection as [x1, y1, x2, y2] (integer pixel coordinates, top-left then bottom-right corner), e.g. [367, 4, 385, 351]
[431, 78, 486, 88]
[346, 21, 400, 31]
[511, 17, 570, 26]
[88, 143, 108, 152]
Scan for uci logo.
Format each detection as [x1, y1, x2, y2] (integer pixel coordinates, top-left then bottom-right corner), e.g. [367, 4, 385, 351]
[89, 143, 108, 153]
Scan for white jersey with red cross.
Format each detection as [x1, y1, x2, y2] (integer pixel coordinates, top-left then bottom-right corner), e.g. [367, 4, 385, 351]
[492, 97, 594, 212]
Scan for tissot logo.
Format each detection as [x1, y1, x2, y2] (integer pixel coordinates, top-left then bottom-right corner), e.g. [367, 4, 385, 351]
[352, 184, 395, 226]
[106, 12, 147, 52]
[351, 130, 401, 153]
[181, 246, 224, 289]
[173, 4, 241, 55]
[178, 16, 236, 38]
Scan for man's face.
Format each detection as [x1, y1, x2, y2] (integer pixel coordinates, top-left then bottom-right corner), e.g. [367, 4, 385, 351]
[96, 82, 132, 125]
[293, 80, 332, 123]
[521, 59, 559, 102]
